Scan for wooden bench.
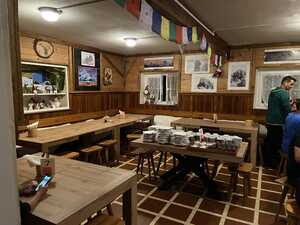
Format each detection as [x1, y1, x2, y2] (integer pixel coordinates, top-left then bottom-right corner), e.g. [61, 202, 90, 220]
[57, 151, 80, 159]
[80, 145, 105, 164]
[97, 139, 117, 165]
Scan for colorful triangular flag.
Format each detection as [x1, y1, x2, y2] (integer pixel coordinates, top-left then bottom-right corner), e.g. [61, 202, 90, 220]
[127, 0, 141, 18]
[200, 33, 208, 51]
[192, 26, 199, 43]
[182, 27, 189, 44]
[152, 9, 161, 34]
[114, 0, 126, 7]
[169, 21, 176, 42]
[175, 25, 182, 44]
[187, 27, 192, 42]
[161, 16, 170, 40]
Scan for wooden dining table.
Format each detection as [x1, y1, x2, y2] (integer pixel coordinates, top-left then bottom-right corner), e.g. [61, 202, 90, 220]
[18, 114, 153, 160]
[18, 155, 137, 225]
[171, 118, 258, 167]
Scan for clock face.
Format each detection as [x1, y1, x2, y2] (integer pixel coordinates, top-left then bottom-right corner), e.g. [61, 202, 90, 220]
[34, 39, 54, 58]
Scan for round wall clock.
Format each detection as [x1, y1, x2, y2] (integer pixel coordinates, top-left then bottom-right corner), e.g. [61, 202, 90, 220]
[33, 39, 54, 58]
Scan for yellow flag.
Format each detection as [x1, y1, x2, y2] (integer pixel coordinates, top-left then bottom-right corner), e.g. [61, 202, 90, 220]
[207, 46, 212, 58]
[192, 26, 199, 43]
[161, 16, 170, 40]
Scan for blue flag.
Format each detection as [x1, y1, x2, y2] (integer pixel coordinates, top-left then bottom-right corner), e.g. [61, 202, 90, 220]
[152, 10, 161, 34]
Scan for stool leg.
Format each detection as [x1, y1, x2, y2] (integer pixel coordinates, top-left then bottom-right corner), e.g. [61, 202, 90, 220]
[156, 152, 163, 175]
[98, 151, 103, 165]
[243, 174, 249, 202]
[277, 156, 284, 176]
[105, 149, 109, 165]
[140, 154, 145, 176]
[147, 155, 151, 180]
[136, 154, 142, 174]
[106, 203, 113, 216]
[164, 152, 167, 166]
[84, 153, 89, 162]
[275, 184, 290, 222]
[150, 153, 156, 178]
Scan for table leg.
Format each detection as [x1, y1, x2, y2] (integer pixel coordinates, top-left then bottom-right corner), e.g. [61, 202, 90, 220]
[123, 183, 137, 225]
[113, 127, 120, 161]
[250, 131, 257, 168]
[228, 163, 239, 200]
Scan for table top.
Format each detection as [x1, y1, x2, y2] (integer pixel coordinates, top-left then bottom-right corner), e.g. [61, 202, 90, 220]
[171, 118, 258, 133]
[131, 138, 248, 164]
[18, 156, 136, 225]
[18, 114, 153, 145]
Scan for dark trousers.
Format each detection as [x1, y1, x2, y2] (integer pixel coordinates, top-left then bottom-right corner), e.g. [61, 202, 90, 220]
[264, 125, 283, 167]
[296, 177, 300, 207]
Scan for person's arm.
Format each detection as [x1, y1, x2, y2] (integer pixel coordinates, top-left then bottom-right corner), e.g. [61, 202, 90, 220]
[281, 91, 292, 119]
[27, 187, 48, 210]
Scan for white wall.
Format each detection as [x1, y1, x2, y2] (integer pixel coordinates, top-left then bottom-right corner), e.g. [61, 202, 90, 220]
[0, 0, 21, 224]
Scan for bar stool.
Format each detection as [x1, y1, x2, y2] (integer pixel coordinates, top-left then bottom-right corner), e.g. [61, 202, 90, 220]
[277, 151, 288, 176]
[131, 148, 156, 180]
[80, 145, 105, 165]
[156, 152, 176, 175]
[97, 139, 117, 166]
[275, 176, 296, 221]
[126, 133, 142, 141]
[286, 200, 300, 225]
[237, 162, 253, 201]
[57, 151, 80, 160]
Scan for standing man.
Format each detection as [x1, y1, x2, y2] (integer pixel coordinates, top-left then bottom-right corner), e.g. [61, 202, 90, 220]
[264, 76, 296, 168]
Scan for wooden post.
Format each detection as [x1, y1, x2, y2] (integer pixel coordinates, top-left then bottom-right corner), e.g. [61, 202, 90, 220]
[0, 0, 21, 223]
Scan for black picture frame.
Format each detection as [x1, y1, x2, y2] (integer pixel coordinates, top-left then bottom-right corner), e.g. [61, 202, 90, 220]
[74, 48, 100, 91]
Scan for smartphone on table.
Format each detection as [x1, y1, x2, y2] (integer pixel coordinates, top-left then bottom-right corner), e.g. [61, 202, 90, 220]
[35, 175, 51, 191]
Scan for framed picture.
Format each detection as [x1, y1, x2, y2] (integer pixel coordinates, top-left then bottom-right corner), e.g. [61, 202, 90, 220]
[227, 61, 250, 90]
[185, 54, 209, 74]
[144, 56, 174, 70]
[139, 72, 178, 105]
[253, 68, 300, 109]
[74, 48, 100, 91]
[264, 48, 300, 64]
[191, 73, 217, 93]
[103, 67, 112, 86]
[81, 51, 96, 67]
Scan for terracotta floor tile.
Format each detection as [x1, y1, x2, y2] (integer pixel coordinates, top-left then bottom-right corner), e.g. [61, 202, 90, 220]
[260, 200, 285, 215]
[139, 198, 166, 213]
[259, 212, 287, 225]
[260, 190, 281, 202]
[163, 203, 192, 221]
[182, 183, 204, 196]
[262, 175, 277, 182]
[151, 189, 176, 201]
[199, 198, 225, 215]
[224, 219, 248, 225]
[137, 210, 155, 225]
[155, 217, 183, 225]
[142, 177, 160, 186]
[261, 182, 282, 192]
[262, 168, 278, 176]
[119, 163, 137, 170]
[137, 183, 155, 195]
[231, 195, 256, 209]
[173, 192, 199, 207]
[227, 205, 254, 223]
[191, 211, 221, 225]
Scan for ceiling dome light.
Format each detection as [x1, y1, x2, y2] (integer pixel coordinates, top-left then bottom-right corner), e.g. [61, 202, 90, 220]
[124, 38, 137, 47]
[38, 7, 62, 22]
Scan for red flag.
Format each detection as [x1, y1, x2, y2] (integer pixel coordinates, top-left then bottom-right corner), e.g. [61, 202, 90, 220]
[127, 0, 141, 18]
[175, 25, 182, 44]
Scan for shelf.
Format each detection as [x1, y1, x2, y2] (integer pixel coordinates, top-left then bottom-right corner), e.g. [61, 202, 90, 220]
[23, 93, 67, 96]
[24, 107, 70, 115]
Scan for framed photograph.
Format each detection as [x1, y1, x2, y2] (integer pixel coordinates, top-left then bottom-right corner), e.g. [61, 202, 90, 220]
[264, 48, 300, 64]
[144, 56, 174, 70]
[81, 51, 95, 67]
[191, 73, 217, 93]
[103, 67, 112, 86]
[139, 72, 178, 105]
[74, 48, 100, 91]
[227, 61, 250, 90]
[185, 54, 209, 74]
[253, 69, 300, 109]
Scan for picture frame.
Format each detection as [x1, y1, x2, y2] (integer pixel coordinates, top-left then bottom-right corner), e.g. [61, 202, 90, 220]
[185, 54, 209, 74]
[227, 61, 250, 90]
[253, 68, 300, 109]
[144, 56, 174, 70]
[81, 51, 96, 67]
[264, 48, 300, 64]
[103, 67, 112, 86]
[191, 73, 217, 93]
[74, 48, 100, 91]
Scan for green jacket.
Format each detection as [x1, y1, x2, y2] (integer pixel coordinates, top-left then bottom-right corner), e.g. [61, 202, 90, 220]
[266, 87, 291, 125]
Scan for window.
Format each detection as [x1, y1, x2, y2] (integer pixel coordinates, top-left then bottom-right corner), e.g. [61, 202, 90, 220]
[140, 72, 178, 105]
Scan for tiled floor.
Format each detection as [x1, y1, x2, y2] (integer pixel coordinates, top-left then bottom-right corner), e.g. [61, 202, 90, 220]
[111, 153, 288, 225]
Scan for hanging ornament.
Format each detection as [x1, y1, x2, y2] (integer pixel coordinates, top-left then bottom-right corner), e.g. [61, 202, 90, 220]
[213, 66, 222, 78]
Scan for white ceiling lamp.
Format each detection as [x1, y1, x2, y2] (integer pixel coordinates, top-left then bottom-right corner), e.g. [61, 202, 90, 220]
[124, 38, 137, 47]
[38, 7, 62, 22]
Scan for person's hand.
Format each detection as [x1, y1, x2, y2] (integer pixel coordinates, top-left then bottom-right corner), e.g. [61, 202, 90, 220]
[19, 180, 38, 196]
[36, 186, 48, 198]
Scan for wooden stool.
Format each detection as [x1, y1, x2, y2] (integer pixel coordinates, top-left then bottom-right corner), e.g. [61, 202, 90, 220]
[80, 145, 104, 164]
[156, 152, 176, 175]
[57, 151, 80, 160]
[131, 148, 156, 180]
[286, 200, 300, 225]
[277, 151, 288, 176]
[126, 133, 142, 141]
[275, 176, 296, 221]
[97, 139, 117, 166]
[237, 162, 253, 201]
[87, 214, 124, 225]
